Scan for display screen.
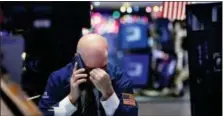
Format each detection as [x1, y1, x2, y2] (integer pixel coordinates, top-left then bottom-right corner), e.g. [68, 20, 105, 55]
[119, 15, 148, 50]
[122, 54, 149, 86]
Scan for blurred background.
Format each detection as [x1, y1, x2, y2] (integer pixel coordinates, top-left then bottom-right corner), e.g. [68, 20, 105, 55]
[0, 1, 222, 116]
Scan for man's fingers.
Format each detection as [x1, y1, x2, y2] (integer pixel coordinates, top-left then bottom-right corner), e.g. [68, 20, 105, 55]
[90, 70, 102, 81]
[90, 76, 96, 83]
[73, 74, 88, 82]
[71, 68, 85, 81]
[75, 79, 87, 85]
[90, 69, 98, 76]
[91, 68, 104, 76]
[89, 76, 94, 80]
[94, 68, 104, 77]
[74, 68, 85, 74]
[90, 70, 98, 80]
[95, 68, 102, 72]
[95, 68, 105, 75]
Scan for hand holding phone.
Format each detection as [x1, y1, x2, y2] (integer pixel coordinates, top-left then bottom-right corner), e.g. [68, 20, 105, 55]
[71, 53, 96, 114]
[75, 53, 91, 90]
[68, 62, 87, 104]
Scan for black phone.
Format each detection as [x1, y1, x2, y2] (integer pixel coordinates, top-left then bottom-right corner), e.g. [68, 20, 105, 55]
[75, 53, 85, 69]
[74, 53, 91, 90]
[74, 53, 97, 115]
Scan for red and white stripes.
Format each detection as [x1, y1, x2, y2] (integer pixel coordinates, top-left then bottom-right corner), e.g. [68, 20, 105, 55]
[162, 1, 192, 21]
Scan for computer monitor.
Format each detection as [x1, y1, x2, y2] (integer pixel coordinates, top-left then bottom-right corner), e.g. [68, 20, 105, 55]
[122, 54, 150, 87]
[119, 15, 148, 50]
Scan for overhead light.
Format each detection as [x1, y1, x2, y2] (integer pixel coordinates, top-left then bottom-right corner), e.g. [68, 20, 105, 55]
[120, 6, 126, 13]
[127, 7, 132, 13]
[93, 2, 100, 6]
[153, 6, 160, 12]
[146, 6, 152, 13]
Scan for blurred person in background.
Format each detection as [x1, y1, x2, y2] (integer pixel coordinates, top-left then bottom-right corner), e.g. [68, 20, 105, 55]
[39, 34, 138, 116]
[146, 19, 176, 96]
[172, 21, 189, 96]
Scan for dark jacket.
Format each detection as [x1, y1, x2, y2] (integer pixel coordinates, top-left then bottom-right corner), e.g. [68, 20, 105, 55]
[39, 59, 138, 116]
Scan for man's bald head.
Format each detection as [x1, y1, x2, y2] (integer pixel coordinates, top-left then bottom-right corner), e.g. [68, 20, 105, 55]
[77, 34, 108, 69]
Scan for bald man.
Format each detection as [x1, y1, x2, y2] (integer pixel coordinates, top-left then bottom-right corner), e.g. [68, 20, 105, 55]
[39, 34, 138, 116]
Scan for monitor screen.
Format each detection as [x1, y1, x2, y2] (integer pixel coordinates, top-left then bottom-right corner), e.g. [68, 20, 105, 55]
[122, 54, 150, 86]
[119, 15, 148, 50]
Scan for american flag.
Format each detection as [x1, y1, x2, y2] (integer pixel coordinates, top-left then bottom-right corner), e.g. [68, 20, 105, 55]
[162, 1, 192, 21]
[122, 93, 136, 106]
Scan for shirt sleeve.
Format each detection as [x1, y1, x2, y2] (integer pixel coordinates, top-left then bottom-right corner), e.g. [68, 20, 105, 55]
[100, 92, 120, 116]
[53, 96, 77, 116]
[39, 73, 77, 116]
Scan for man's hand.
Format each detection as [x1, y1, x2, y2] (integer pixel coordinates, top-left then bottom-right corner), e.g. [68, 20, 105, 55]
[68, 62, 88, 104]
[89, 68, 114, 100]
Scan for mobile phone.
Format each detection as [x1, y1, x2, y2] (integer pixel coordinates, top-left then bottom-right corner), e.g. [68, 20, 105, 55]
[74, 53, 88, 90]
[74, 53, 95, 114]
[75, 53, 85, 69]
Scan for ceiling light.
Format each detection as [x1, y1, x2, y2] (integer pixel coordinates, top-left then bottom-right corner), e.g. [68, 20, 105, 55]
[146, 6, 152, 13]
[127, 7, 132, 13]
[120, 6, 126, 13]
[153, 6, 160, 12]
